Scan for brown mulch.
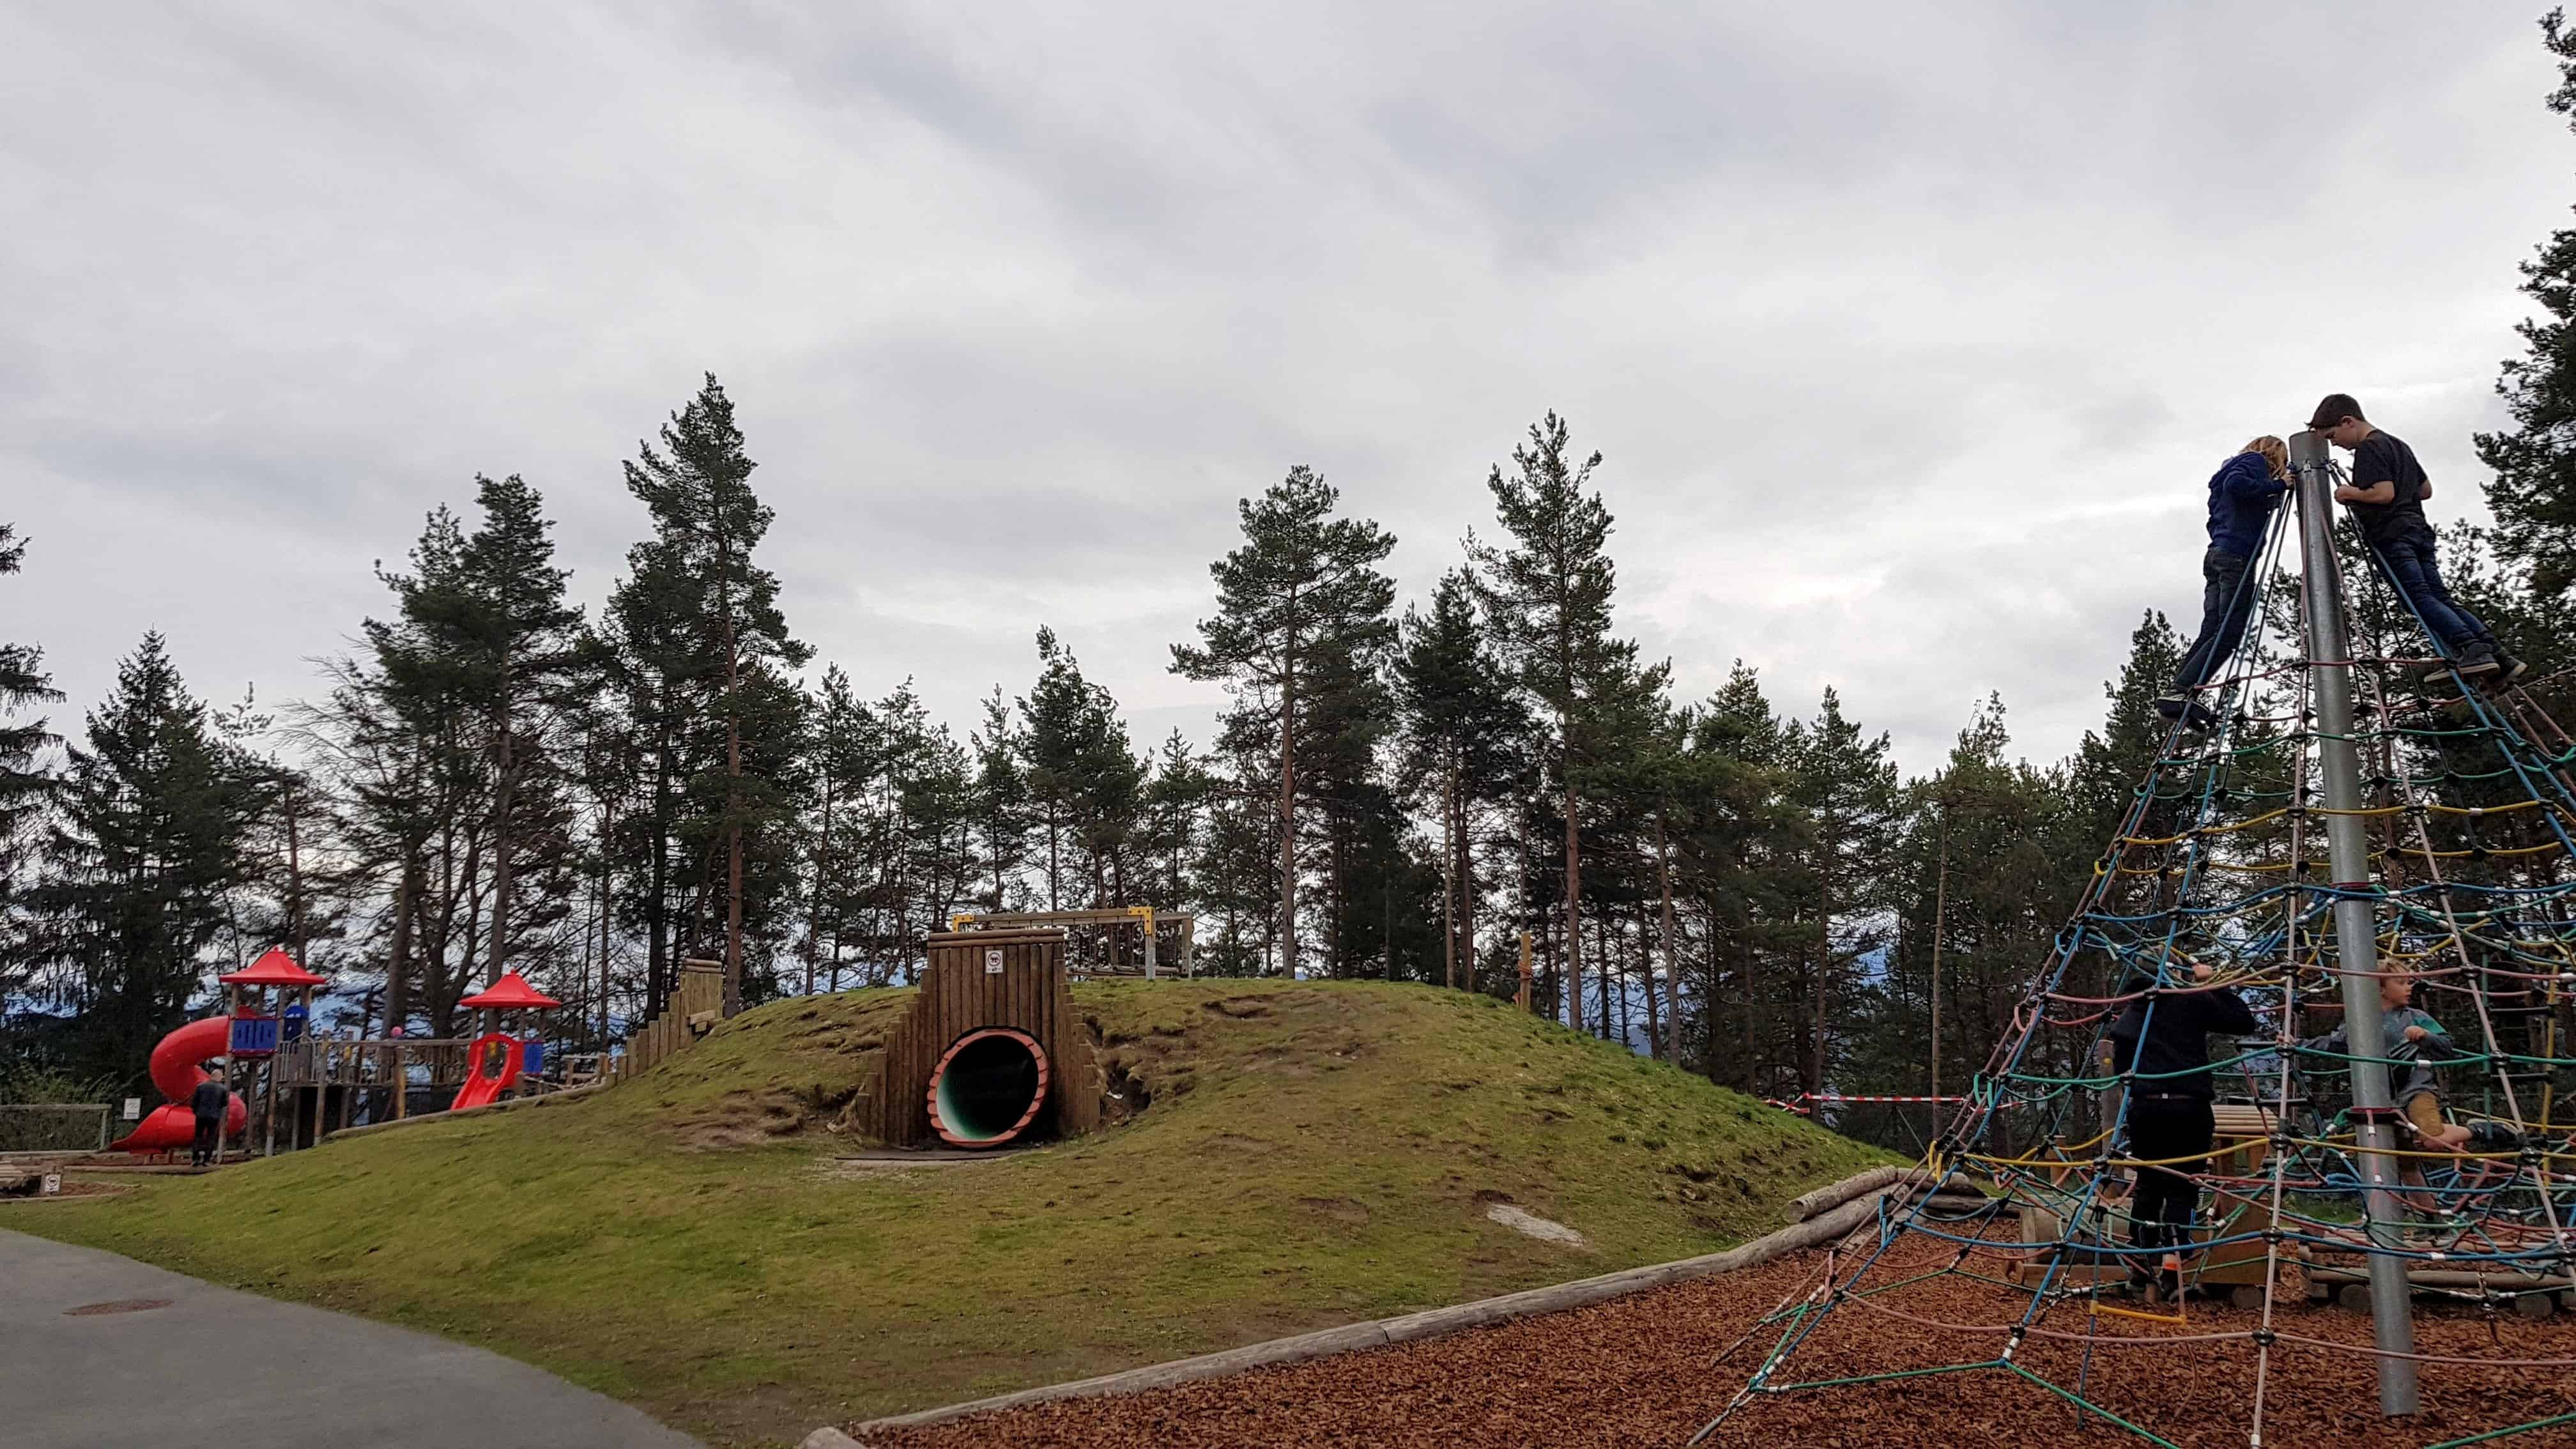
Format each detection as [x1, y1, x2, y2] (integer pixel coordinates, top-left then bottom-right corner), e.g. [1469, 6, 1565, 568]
[862, 1250, 2576, 1448]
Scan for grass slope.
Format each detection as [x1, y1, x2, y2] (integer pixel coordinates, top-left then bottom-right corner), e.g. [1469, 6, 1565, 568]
[19, 980, 1888, 1446]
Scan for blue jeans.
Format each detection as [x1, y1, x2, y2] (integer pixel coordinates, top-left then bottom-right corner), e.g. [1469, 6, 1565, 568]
[2373, 531, 2494, 656]
[2172, 547, 2257, 693]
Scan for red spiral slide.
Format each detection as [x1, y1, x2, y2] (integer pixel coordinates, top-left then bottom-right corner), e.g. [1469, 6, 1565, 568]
[109, 1016, 248, 1154]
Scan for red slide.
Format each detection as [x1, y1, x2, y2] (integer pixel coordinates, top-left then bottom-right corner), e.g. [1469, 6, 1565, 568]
[109, 1016, 248, 1154]
[449, 1032, 523, 1111]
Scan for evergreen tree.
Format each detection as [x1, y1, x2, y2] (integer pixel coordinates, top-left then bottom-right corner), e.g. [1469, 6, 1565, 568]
[1171, 466, 1397, 977]
[0, 523, 63, 990]
[969, 687, 1030, 911]
[1783, 688, 1899, 1096]
[1471, 413, 1668, 1032]
[797, 665, 875, 993]
[2479, 10, 2576, 599]
[1395, 569, 1528, 989]
[389, 475, 588, 988]
[1140, 731, 1213, 914]
[26, 634, 264, 1085]
[607, 374, 811, 1014]
[1680, 663, 1804, 1092]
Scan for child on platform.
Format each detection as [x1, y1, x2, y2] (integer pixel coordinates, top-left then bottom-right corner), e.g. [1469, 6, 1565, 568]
[2157, 438, 2291, 731]
[2298, 969, 2472, 1210]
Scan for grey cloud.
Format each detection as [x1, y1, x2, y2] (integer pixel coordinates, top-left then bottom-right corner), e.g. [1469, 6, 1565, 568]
[3, 1, 2568, 779]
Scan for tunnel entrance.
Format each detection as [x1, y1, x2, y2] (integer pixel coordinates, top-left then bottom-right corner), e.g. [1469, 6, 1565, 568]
[928, 1027, 1052, 1147]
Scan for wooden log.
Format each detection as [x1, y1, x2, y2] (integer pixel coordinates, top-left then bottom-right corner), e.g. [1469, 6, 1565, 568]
[847, 1171, 1916, 1438]
[1787, 1166, 1945, 1222]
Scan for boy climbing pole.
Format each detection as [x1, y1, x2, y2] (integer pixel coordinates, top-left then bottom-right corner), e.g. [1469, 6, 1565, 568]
[2309, 393, 2525, 684]
[2158, 438, 2291, 730]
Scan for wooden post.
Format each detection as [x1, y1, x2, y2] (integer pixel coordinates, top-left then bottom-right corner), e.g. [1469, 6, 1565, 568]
[394, 1043, 408, 1121]
[1517, 931, 1533, 1013]
[261, 985, 280, 1158]
[210, 984, 234, 1168]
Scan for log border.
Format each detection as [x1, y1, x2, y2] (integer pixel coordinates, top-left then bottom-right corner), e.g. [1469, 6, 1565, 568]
[811, 1167, 1936, 1445]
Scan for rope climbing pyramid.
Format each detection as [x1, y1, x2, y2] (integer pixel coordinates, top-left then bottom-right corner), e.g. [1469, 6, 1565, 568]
[1697, 433, 2576, 1447]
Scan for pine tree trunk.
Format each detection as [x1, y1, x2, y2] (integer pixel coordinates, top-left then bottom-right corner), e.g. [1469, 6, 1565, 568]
[1441, 763, 1458, 990]
[284, 780, 307, 968]
[719, 489, 746, 1018]
[387, 850, 420, 1038]
[805, 772, 834, 997]
[596, 797, 614, 1049]
[723, 695, 744, 1016]
[647, 707, 673, 1009]
[1656, 814, 1680, 1064]
[1635, 895, 1659, 1060]
[484, 697, 516, 989]
[1278, 607, 1299, 979]
[1808, 855, 1830, 1098]
[1564, 774, 1584, 1034]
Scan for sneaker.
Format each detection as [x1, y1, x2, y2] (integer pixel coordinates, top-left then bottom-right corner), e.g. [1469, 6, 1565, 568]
[2496, 653, 2531, 686]
[2155, 695, 2188, 721]
[2182, 701, 2220, 732]
[2457, 647, 2501, 677]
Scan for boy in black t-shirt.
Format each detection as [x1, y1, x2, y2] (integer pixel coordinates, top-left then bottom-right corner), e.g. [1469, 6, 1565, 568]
[2308, 394, 2521, 682]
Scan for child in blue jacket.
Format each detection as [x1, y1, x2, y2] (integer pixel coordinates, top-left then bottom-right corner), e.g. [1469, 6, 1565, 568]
[2158, 438, 2290, 730]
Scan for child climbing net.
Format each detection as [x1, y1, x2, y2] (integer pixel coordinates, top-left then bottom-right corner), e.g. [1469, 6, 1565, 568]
[1698, 447, 2576, 1448]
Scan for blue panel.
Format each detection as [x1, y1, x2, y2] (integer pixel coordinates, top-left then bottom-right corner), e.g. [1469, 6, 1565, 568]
[229, 1016, 280, 1056]
[521, 1039, 546, 1075]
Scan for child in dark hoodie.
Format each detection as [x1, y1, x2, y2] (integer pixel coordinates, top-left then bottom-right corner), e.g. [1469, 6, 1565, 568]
[2158, 438, 2291, 730]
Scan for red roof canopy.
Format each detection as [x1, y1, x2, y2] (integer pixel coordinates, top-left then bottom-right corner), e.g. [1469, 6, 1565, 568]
[459, 970, 561, 1011]
[219, 946, 326, 988]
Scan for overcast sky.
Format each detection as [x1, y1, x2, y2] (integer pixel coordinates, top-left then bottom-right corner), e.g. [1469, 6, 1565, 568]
[6, 3, 2571, 776]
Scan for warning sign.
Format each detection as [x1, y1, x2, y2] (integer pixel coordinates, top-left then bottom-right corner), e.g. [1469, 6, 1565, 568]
[985, 948, 1004, 974]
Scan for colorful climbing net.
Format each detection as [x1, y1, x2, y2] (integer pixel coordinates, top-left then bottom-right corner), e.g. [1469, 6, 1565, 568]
[1699, 456, 2576, 1448]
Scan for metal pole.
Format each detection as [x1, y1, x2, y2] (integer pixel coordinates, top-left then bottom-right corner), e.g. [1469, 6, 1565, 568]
[2290, 429, 2419, 1415]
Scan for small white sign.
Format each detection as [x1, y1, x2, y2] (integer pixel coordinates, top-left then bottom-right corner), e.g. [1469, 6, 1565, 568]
[984, 948, 1004, 974]
[121, 1098, 142, 1120]
[40, 1174, 61, 1196]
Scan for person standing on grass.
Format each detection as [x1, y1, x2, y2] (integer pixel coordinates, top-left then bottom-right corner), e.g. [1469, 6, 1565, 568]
[188, 1067, 227, 1168]
[2106, 960, 2258, 1297]
[2157, 438, 2291, 730]
[2310, 393, 2525, 684]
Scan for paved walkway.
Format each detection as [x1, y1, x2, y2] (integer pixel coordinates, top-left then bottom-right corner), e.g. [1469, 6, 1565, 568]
[0, 1229, 702, 1448]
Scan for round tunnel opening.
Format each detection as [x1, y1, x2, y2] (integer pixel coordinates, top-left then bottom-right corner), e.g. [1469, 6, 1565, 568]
[928, 1028, 1051, 1147]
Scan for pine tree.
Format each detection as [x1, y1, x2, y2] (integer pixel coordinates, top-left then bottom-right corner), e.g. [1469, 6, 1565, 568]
[798, 665, 875, 993]
[0, 523, 63, 988]
[1471, 413, 1667, 1033]
[2069, 611, 2184, 847]
[608, 374, 811, 1014]
[1140, 731, 1213, 913]
[389, 475, 588, 988]
[27, 634, 265, 1084]
[1171, 466, 1397, 977]
[1395, 569, 1529, 990]
[969, 687, 1030, 911]
[1784, 688, 1899, 1097]
[2478, 10, 2576, 599]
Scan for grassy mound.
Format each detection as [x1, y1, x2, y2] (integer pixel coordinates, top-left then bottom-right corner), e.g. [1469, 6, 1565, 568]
[18, 980, 1888, 1446]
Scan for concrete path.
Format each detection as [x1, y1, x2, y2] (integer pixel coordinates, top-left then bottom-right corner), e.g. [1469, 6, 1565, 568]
[0, 1229, 703, 1448]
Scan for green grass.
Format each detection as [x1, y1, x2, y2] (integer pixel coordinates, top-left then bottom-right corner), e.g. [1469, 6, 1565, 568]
[17, 979, 1890, 1446]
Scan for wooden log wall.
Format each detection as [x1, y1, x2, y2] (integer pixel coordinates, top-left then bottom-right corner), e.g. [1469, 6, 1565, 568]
[864, 929, 1101, 1148]
[610, 962, 727, 1082]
